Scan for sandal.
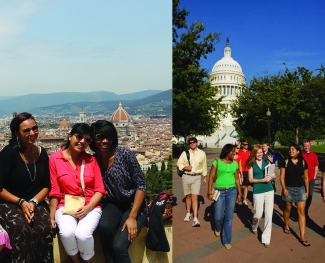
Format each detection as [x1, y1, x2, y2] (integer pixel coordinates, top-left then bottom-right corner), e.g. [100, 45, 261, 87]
[283, 228, 290, 234]
[300, 240, 311, 247]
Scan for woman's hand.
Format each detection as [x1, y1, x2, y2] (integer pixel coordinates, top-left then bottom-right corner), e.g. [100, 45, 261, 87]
[207, 193, 214, 201]
[264, 175, 272, 182]
[122, 217, 138, 242]
[21, 201, 35, 224]
[51, 219, 57, 228]
[74, 205, 91, 219]
[236, 194, 241, 204]
[283, 188, 288, 196]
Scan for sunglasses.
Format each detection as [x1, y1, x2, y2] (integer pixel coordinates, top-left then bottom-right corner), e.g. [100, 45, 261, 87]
[242, 143, 248, 146]
[22, 125, 39, 133]
[189, 141, 197, 144]
[95, 134, 112, 141]
[73, 134, 92, 143]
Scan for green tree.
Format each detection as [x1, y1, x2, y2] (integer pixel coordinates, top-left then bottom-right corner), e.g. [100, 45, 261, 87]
[173, 0, 223, 138]
[231, 66, 325, 144]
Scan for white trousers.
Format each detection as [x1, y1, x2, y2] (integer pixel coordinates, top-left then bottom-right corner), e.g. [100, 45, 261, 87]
[252, 190, 274, 245]
[55, 207, 102, 260]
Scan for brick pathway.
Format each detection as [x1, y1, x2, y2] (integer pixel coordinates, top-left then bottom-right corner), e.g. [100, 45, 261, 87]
[173, 148, 325, 263]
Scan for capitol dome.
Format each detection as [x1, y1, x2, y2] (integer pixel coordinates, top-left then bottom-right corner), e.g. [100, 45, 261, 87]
[111, 102, 131, 126]
[210, 38, 246, 126]
[211, 38, 246, 86]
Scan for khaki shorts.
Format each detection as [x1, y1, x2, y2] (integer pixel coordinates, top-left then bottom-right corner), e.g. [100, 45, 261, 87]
[182, 174, 201, 195]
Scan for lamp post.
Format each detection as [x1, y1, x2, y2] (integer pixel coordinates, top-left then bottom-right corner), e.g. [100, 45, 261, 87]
[266, 108, 271, 146]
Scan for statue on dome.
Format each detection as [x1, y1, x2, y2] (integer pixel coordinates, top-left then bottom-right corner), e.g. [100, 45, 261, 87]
[226, 37, 229, 45]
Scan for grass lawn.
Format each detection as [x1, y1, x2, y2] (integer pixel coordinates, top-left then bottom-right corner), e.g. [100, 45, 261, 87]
[275, 144, 325, 153]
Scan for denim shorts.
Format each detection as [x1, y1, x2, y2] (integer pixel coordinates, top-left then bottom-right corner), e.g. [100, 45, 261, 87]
[282, 186, 306, 202]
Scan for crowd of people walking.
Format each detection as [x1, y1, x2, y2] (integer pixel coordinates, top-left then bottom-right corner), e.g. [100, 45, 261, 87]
[177, 138, 321, 250]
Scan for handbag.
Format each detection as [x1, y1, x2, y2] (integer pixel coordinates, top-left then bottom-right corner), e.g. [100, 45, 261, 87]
[62, 160, 86, 215]
[177, 150, 190, 177]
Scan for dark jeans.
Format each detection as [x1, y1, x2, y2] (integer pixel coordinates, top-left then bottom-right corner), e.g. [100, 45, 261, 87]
[305, 179, 315, 218]
[99, 200, 148, 263]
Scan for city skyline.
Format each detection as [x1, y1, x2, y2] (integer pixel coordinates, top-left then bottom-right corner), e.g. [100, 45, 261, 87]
[180, 0, 325, 83]
[0, 0, 171, 96]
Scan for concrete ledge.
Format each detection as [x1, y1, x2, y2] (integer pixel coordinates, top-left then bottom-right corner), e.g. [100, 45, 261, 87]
[53, 225, 172, 263]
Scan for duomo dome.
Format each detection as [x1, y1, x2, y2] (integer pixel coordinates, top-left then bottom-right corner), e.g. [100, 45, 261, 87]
[111, 102, 131, 124]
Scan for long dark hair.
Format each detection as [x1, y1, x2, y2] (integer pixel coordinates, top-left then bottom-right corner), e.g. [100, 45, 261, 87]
[9, 112, 36, 152]
[89, 120, 118, 152]
[64, 123, 91, 149]
[219, 144, 236, 159]
[286, 143, 303, 160]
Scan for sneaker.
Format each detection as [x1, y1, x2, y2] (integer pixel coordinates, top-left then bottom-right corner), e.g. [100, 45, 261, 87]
[192, 218, 201, 227]
[184, 213, 191, 222]
[264, 243, 270, 248]
[243, 199, 248, 206]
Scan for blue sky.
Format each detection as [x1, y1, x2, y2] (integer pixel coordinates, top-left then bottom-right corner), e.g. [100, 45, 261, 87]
[179, 0, 325, 83]
[0, 0, 171, 96]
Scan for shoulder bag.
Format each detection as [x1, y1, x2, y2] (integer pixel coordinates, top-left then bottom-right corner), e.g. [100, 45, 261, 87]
[62, 160, 86, 215]
[177, 150, 190, 177]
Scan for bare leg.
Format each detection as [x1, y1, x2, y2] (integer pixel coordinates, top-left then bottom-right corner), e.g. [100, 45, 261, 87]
[186, 194, 192, 214]
[243, 186, 248, 201]
[283, 202, 292, 230]
[297, 202, 306, 240]
[70, 253, 81, 263]
[191, 194, 198, 218]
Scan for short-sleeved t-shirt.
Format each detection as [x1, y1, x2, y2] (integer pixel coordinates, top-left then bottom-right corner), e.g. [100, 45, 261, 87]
[279, 158, 308, 187]
[212, 159, 238, 188]
[252, 160, 273, 194]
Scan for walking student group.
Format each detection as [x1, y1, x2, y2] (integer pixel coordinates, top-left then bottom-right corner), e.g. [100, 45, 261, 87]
[0, 112, 148, 263]
[177, 137, 322, 249]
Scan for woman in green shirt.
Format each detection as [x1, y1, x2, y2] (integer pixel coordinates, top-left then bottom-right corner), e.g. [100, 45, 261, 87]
[207, 144, 242, 250]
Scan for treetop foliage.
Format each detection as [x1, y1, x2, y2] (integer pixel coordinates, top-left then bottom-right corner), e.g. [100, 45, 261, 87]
[231, 65, 325, 145]
[173, 0, 223, 138]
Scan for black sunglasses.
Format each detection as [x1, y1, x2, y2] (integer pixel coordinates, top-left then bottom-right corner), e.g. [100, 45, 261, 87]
[95, 134, 112, 141]
[22, 125, 38, 133]
[73, 134, 92, 143]
[189, 141, 197, 144]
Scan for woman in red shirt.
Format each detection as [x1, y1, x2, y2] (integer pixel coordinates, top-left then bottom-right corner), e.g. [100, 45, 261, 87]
[49, 123, 107, 263]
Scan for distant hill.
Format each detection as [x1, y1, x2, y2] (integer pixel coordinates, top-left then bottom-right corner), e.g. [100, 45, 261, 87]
[29, 89, 172, 116]
[0, 90, 164, 115]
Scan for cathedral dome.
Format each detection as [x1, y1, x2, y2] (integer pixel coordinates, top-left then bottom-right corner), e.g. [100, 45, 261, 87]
[111, 102, 131, 123]
[59, 119, 70, 127]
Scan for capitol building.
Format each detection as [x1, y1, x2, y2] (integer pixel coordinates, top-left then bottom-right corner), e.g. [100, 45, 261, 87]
[201, 38, 246, 147]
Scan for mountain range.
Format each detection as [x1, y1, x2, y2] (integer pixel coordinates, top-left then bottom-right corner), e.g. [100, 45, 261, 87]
[0, 89, 171, 116]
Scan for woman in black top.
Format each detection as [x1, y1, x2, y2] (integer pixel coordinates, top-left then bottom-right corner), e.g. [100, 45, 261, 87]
[280, 143, 309, 246]
[0, 112, 53, 262]
[90, 120, 147, 263]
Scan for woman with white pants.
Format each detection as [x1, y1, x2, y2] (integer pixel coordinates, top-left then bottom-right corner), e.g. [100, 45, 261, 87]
[49, 123, 106, 263]
[247, 145, 276, 248]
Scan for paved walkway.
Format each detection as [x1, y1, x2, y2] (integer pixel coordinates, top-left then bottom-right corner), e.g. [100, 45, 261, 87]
[173, 148, 325, 263]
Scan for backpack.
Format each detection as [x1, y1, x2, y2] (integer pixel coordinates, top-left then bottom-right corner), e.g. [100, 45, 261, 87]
[177, 150, 190, 177]
[284, 158, 305, 167]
